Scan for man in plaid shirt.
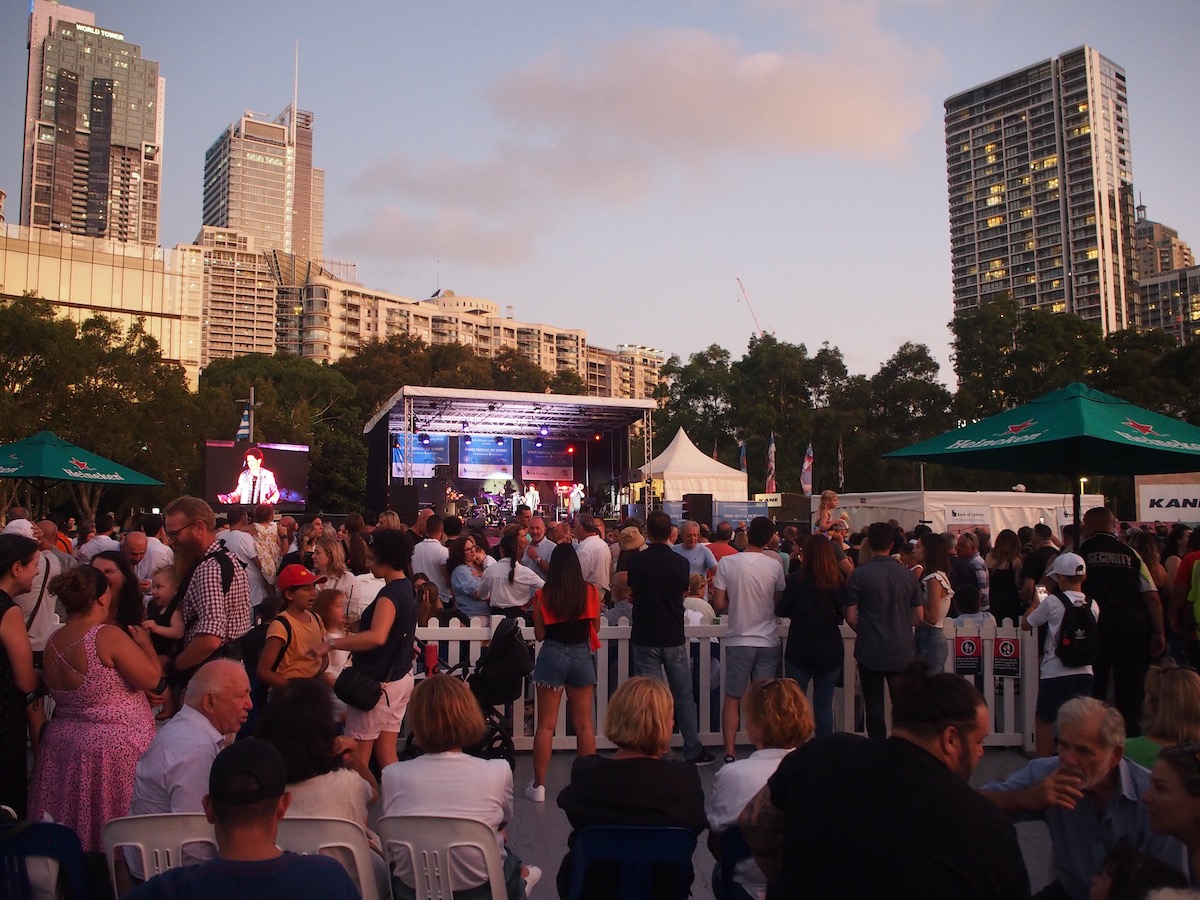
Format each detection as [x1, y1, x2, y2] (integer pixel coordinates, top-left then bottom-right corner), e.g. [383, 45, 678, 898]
[160, 497, 252, 687]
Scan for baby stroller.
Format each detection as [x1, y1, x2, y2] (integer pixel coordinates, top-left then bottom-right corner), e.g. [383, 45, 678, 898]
[404, 617, 534, 770]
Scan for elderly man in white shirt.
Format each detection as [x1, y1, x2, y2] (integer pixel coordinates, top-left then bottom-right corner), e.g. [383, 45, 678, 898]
[127, 660, 253, 878]
[124, 530, 175, 602]
[573, 513, 611, 600]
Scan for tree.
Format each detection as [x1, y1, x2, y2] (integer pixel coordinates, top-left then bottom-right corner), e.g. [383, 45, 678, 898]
[653, 345, 734, 462]
[491, 348, 550, 393]
[548, 368, 587, 395]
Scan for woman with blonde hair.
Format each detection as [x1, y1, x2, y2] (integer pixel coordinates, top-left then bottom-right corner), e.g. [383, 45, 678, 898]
[1124, 665, 1200, 768]
[313, 534, 358, 616]
[707, 679, 814, 899]
[381, 674, 539, 900]
[374, 510, 404, 532]
[556, 676, 707, 898]
[816, 490, 839, 535]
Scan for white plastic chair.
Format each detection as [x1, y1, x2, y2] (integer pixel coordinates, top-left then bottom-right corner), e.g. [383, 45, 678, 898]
[376, 815, 508, 900]
[275, 816, 384, 900]
[102, 813, 217, 898]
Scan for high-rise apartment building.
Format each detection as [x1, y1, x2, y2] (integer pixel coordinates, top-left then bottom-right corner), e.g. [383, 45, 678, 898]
[1134, 203, 1194, 280]
[21, 1, 164, 246]
[202, 106, 325, 261]
[945, 46, 1136, 334]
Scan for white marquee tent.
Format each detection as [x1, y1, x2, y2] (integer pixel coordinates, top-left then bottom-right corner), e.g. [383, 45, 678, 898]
[641, 428, 748, 501]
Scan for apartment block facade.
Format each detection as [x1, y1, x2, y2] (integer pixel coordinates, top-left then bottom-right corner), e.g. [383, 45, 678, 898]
[945, 46, 1136, 335]
[21, 0, 164, 246]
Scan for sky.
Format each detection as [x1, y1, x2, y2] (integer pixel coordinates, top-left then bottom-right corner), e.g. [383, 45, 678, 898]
[2, 0, 1198, 386]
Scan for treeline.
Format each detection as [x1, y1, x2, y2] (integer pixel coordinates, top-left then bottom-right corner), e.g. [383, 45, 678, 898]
[657, 296, 1200, 514]
[6, 291, 1198, 520]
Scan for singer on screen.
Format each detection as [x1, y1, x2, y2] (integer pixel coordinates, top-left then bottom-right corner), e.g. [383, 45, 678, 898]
[222, 447, 280, 505]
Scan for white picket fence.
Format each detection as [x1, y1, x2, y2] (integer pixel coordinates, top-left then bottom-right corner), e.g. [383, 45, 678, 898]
[414, 617, 1040, 754]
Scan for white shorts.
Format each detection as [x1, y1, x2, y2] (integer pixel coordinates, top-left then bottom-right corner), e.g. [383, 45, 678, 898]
[344, 672, 414, 741]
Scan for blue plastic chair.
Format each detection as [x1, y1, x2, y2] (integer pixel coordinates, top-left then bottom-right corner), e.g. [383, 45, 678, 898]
[567, 825, 696, 900]
[718, 826, 753, 900]
[0, 820, 90, 899]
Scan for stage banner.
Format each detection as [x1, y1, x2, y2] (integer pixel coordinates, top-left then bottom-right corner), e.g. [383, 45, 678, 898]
[521, 439, 574, 480]
[713, 501, 770, 523]
[391, 433, 449, 479]
[460, 437, 514, 480]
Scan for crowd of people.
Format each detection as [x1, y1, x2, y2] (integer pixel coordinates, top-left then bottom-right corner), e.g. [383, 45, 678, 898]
[2, 494, 1200, 899]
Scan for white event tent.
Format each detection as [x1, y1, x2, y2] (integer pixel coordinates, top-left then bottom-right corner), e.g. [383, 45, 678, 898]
[641, 428, 748, 501]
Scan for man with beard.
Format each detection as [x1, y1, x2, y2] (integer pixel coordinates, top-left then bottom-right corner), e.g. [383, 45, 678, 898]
[159, 497, 252, 698]
[739, 661, 1029, 899]
[979, 696, 1183, 900]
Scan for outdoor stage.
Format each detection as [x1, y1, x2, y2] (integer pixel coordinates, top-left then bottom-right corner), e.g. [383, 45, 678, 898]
[362, 385, 657, 522]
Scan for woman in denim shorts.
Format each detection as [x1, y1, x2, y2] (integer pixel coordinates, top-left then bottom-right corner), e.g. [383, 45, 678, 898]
[525, 544, 601, 802]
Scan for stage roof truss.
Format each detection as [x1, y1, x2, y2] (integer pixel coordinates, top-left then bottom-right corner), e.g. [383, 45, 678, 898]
[365, 385, 656, 441]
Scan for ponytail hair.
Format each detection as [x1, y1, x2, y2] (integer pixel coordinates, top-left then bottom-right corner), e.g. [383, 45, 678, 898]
[499, 531, 520, 584]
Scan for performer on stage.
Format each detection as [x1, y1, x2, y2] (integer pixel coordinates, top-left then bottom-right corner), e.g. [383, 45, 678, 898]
[523, 483, 541, 512]
[568, 482, 585, 517]
[220, 447, 280, 505]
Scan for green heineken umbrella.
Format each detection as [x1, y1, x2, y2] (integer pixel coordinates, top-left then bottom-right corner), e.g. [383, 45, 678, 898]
[884, 383, 1200, 539]
[0, 431, 163, 486]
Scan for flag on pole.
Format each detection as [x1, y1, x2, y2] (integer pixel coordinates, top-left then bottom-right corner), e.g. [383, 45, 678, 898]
[712, 436, 719, 461]
[800, 443, 814, 496]
[765, 432, 777, 493]
[838, 436, 845, 490]
[738, 438, 747, 473]
[235, 406, 251, 441]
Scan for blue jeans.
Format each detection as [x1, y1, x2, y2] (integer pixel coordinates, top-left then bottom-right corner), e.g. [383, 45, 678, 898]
[785, 662, 840, 738]
[914, 626, 948, 672]
[631, 643, 702, 758]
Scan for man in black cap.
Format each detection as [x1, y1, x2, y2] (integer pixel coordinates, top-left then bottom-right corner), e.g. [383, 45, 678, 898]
[127, 739, 358, 899]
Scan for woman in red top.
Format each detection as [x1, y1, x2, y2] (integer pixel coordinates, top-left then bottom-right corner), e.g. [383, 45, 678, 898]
[526, 543, 601, 802]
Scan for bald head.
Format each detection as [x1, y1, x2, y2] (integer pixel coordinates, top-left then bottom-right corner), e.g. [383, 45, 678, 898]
[184, 659, 253, 734]
[122, 530, 149, 564]
[38, 519, 58, 551]
[1083, 506, 1116, 538]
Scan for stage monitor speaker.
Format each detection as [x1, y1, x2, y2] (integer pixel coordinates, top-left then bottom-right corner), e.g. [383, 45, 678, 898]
[388, 484, 420, 526]
[682, 493, 713, 529]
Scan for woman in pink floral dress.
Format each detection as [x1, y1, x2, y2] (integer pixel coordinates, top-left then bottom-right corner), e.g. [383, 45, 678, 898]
[30, 566, 160, 852]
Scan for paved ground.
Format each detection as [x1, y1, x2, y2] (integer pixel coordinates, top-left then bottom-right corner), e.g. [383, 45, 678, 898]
[492, 745, 1053, 898]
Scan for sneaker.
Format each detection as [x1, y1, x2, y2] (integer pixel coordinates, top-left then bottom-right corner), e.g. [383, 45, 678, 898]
[524, 779, 546, 802]
[685, 750, 716, 767]
[723, 754, 737, 765]
[524, 865, 542, 895]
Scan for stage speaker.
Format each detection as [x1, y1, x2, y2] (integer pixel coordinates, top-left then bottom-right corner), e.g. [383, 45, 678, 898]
[682, 493, 713, 529]
[433, 464, 454, 479]
[437, 502, 457, 519]
[388, 484, 420, 525]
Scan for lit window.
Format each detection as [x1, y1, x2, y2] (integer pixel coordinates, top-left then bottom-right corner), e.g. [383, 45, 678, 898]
[987, 215, 1004, 228]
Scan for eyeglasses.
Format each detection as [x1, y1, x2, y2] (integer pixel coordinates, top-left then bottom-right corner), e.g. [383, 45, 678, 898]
[165, 520, 196, 541]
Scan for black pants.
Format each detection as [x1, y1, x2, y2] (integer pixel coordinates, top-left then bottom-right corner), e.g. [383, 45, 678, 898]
[858, 664, 902, 741]
[1092, 618, 1149, 737]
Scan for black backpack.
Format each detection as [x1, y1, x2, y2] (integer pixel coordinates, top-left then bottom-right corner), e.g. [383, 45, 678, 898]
[231, 613, 294, 673]
[1053, 588, 1100, 667]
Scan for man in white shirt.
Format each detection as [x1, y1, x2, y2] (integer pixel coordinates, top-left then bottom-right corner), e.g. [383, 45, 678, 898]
[1021, 552, 1100, 757]
[712, 517, 786, 763]
[412, 514, 452, 603]
[128, 660, 253, 878]
[219, 509, 268, 609]
[522, 516, 555, 577]
[124, 529, 175, 603]
[76, 512, 121, 564]
[573, 513, 611, 600]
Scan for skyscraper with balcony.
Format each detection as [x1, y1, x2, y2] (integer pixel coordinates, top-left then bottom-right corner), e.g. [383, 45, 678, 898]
[945, 46, 1136, 334]
[201, 106, 325, 261]
[21, 0, 164, 245]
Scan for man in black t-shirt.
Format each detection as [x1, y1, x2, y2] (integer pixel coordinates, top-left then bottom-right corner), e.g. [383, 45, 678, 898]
[1021, 523, 1060, 605]
[739, 662, 1029, 900]
[626, 510, 713, 766]
[1079, 507, 1164, 736]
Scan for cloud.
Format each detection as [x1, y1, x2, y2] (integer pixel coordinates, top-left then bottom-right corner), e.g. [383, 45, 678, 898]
[338, 5, 938, 265]
[336, 207, 538, 267]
